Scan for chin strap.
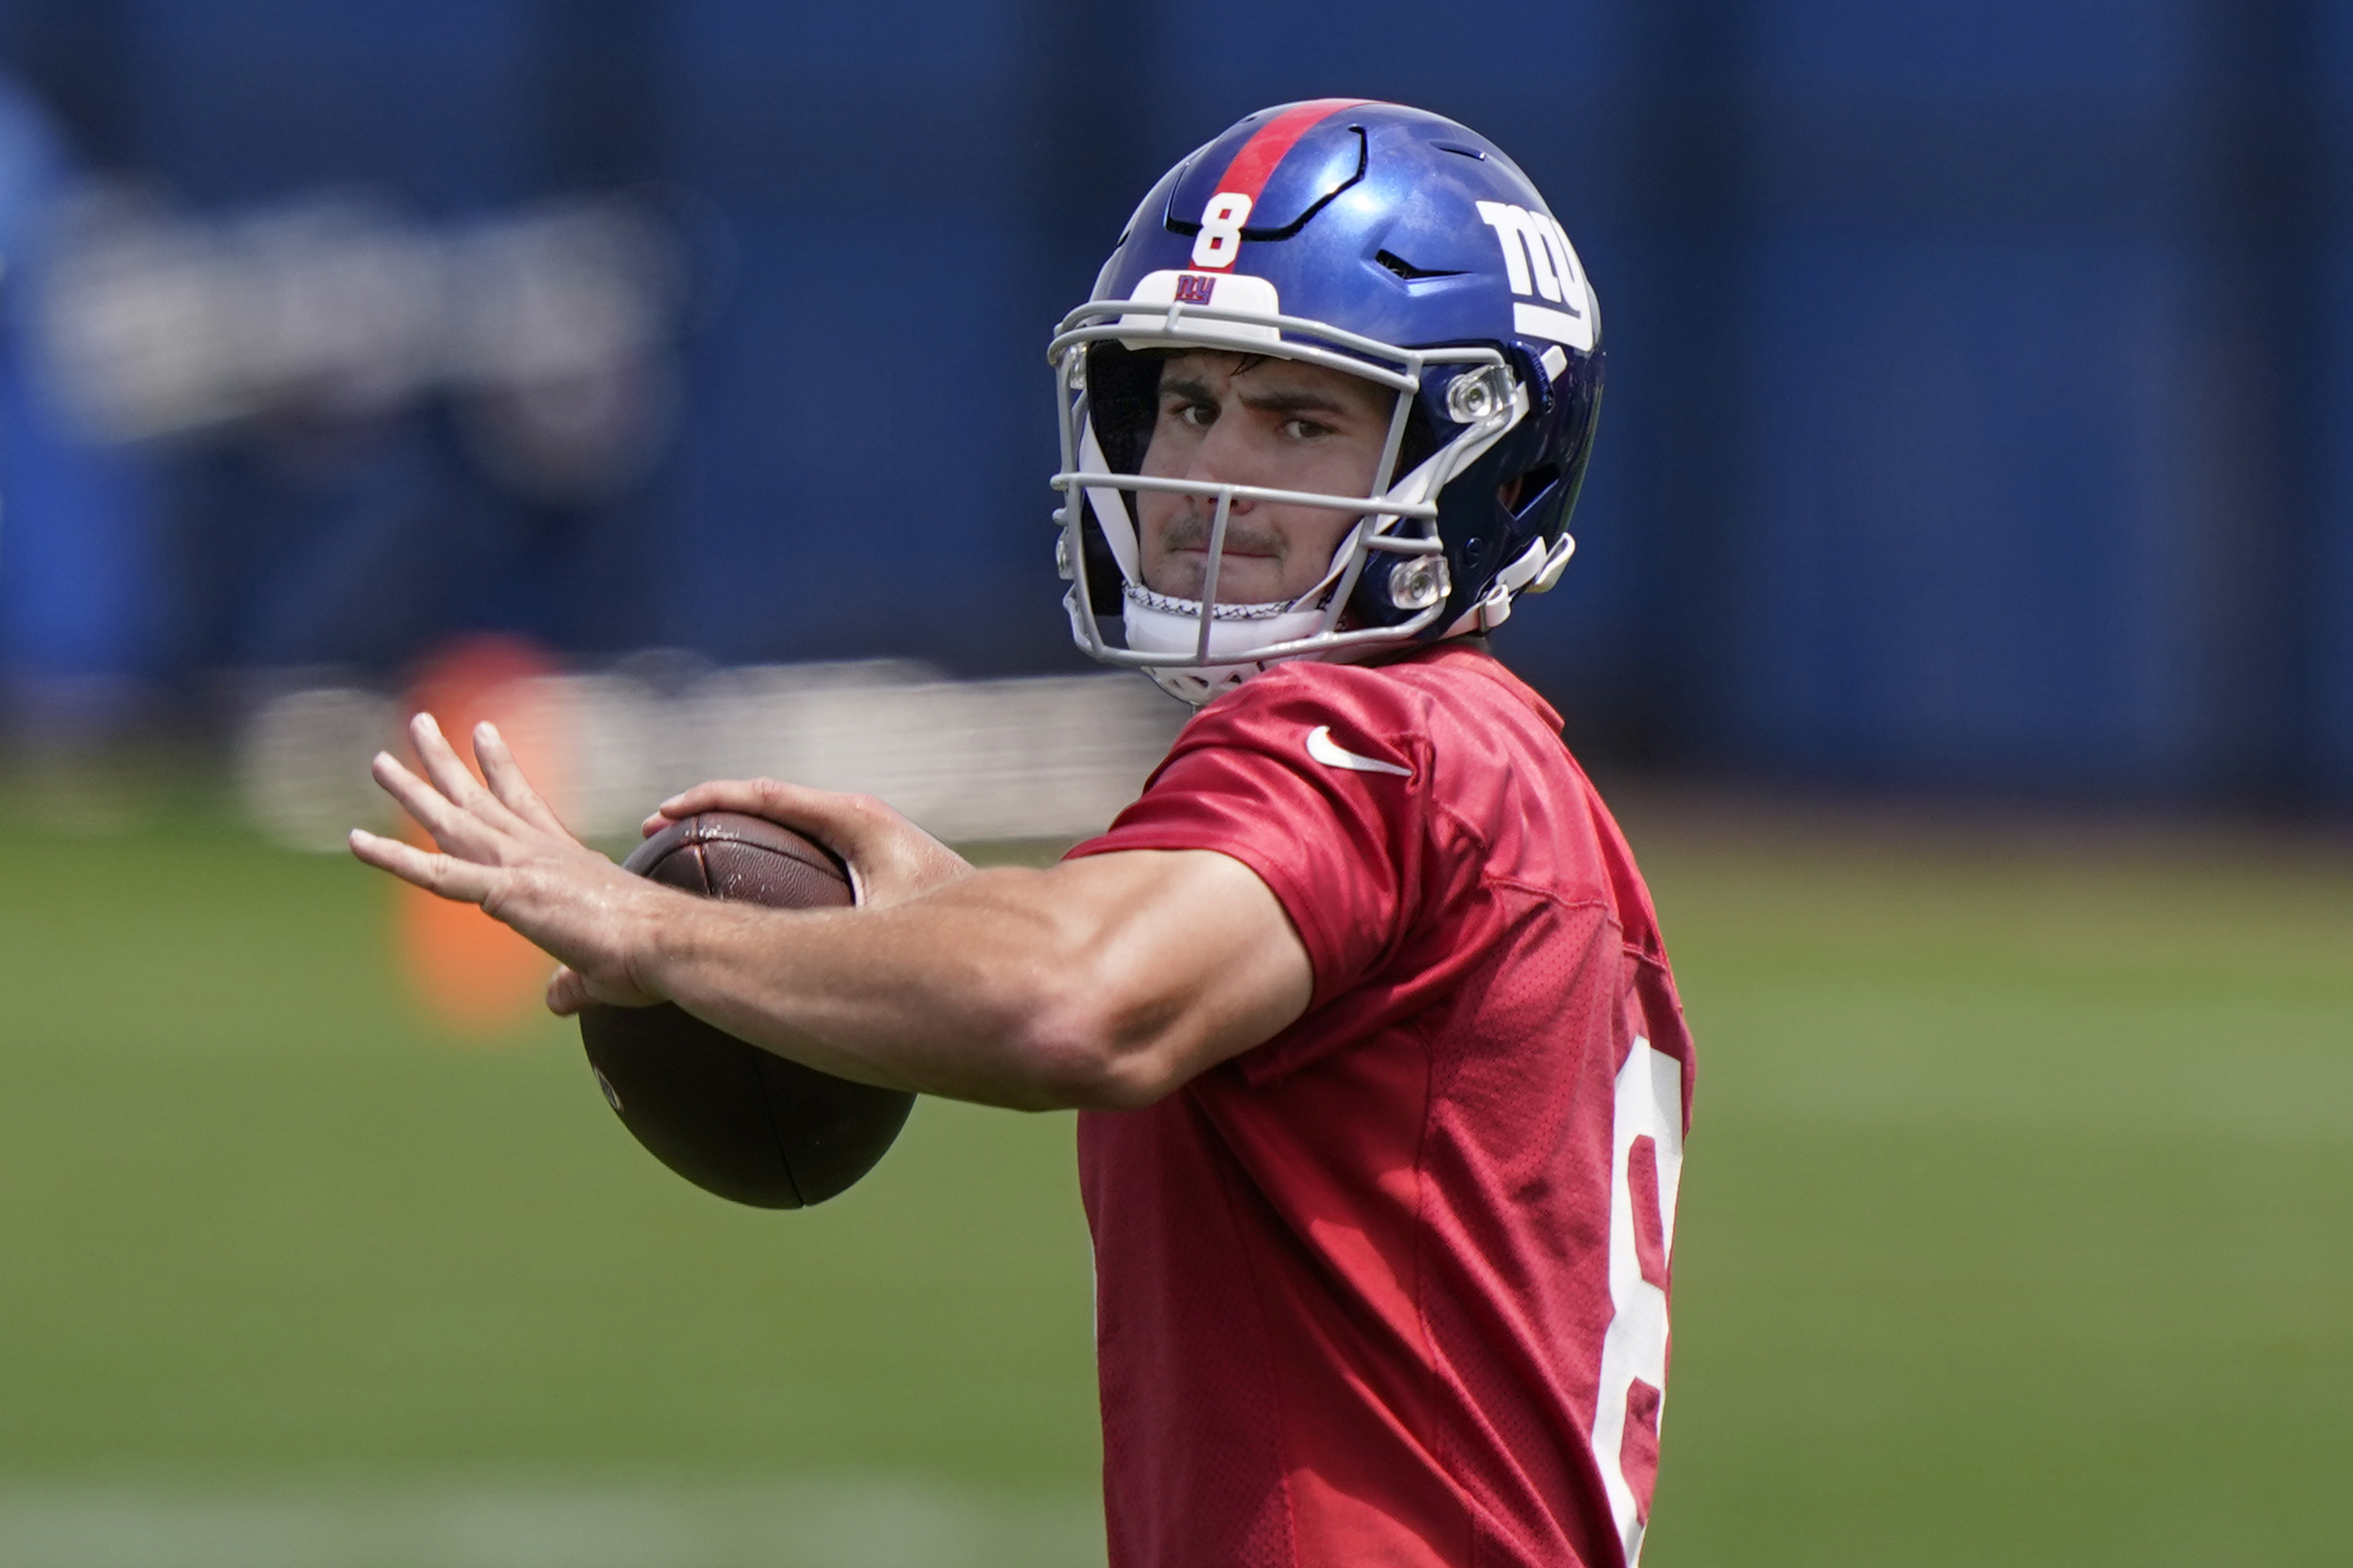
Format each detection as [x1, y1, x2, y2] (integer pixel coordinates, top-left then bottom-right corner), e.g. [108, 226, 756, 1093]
[1121, 584, 1331, 706]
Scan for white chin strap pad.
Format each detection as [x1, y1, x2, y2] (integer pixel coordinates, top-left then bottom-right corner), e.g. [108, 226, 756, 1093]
[1124, 589, 1331, 706]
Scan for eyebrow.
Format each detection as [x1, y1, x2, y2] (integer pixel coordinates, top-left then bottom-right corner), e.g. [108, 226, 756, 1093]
[1158, 372, 1221, 407]
[1159, 373, 1377, 421]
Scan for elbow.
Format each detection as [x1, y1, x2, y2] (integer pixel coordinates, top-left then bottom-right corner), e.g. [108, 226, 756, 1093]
[969, 900, 1201, 1112]
[1010, 991, 1188, 1113]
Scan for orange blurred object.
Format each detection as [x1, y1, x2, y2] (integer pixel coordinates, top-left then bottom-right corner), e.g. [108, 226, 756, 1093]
[391, 634, 577, 1038]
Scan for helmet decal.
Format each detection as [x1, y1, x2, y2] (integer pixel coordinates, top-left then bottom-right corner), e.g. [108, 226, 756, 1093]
[1475, 200, 1597, 351]
[1183, 97, 1371, 272]
[1115, 271, 1283, 348]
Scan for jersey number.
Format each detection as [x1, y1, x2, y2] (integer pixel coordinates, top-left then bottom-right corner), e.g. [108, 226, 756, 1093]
[1590, 1037, 1684, 1566]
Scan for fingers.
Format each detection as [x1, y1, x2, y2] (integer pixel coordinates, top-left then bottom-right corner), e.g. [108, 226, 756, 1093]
[408, 712, 488, 805]
[349, 827, 502, 904]
[546, 965, 588, 1016]
[642, 780, 762, 836]
[653, 778, 878, 852]
[646, 779, 755, 832]
[370, 750, 508, 859]
[472, 720, 576, 841]
[641, 781, 820, 836]
[409, 714, 533, 837]
[376, 712, 589, 871]
[646, 777, 971, 910]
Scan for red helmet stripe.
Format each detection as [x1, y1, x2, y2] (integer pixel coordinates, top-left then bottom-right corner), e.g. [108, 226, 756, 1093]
[1211, 98, 1374, 206]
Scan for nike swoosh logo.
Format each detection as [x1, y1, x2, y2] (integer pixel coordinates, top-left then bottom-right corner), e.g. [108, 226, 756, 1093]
[1306, 725, 1413, 778]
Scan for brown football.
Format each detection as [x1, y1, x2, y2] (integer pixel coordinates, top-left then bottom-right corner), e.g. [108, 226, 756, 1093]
[578, 811, 914, 1208]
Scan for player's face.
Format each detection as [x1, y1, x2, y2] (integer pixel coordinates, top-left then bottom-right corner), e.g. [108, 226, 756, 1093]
[1136, 352, 1395, 605]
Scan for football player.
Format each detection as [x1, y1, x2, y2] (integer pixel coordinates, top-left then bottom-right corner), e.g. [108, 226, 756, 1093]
[353, 100, 1697, 1568]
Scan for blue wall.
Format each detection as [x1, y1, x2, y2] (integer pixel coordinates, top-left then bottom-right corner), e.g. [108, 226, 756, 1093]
[2317, 1, 2353, 803]
[0, 0, 2346, 807]
[1724, 0, 2209, 793]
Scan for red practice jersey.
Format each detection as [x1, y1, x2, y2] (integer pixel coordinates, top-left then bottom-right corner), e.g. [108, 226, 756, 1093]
[1065, 645, 1696, 1568]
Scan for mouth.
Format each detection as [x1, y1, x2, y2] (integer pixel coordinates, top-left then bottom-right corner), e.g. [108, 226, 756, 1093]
[1166, 542, 1280, 561]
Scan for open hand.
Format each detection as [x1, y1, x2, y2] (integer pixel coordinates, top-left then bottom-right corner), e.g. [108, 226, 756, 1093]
[351, 713, 676, 1014]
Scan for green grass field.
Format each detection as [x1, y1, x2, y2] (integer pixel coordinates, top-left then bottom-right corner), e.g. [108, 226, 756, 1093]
[0, 794, 2345, 1565]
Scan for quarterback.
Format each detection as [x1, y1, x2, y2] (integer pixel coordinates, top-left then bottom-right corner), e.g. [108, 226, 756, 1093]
[354, 100, 1697, 1568]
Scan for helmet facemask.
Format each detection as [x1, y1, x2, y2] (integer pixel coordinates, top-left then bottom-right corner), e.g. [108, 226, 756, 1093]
[1051, 297, 1529, 705]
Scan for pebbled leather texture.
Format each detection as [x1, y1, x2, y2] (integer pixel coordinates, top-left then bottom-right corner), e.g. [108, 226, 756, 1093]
[581, 812, 914, 1210]
[624, 811, 854, 908]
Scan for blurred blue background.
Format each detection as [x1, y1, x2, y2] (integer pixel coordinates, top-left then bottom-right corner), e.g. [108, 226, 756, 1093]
[0, 0, 2346, 809]
[0, 11, 2346, 1568]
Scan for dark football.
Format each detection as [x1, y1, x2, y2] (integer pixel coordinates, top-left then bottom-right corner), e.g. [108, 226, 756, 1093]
[578, 811, 915, 1208]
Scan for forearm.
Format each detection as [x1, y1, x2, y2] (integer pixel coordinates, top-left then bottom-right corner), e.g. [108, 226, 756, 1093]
[350, 722, 1308, 1111]
[639, 866, 1139, 1111]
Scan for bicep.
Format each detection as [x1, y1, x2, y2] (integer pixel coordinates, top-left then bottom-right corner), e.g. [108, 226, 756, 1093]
[1046, 847, 1315, 1101]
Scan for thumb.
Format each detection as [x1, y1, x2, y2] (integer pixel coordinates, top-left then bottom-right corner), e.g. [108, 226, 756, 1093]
[655, 779, 889, 860]
[546, 965, 590, 1017]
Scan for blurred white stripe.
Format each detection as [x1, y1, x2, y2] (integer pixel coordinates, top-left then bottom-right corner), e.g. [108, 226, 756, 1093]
[237, 662, 1185, 851]
[0, 1479, 1102, 1568]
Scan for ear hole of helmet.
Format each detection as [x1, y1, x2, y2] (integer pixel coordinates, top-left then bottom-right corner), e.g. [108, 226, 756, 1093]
[1507, 462, 1562, 518]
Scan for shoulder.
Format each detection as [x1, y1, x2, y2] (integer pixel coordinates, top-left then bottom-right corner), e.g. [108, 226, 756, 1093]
[1229, 650, 1635, 905]
[1143, 662, 1427, 792]
[1192, 657, 1437, 740]
[1178, 645, 1546, 761]
[1102, 662, 1423, 825]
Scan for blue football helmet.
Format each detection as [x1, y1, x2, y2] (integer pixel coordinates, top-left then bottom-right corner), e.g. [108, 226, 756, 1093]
[1050, 99, 1605, 704]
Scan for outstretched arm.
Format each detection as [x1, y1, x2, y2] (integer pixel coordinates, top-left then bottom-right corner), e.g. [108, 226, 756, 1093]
[351, 714, 1312, 1111]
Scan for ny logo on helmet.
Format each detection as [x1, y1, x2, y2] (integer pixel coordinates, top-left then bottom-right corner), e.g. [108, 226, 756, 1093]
[1475, 200, 1595, 352]
[1174, 274, 1217, 305]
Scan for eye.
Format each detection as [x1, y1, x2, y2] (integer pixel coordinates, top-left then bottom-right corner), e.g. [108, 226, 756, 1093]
[1282, 417, 1333, 441]
[1165, 398, 1216, 428]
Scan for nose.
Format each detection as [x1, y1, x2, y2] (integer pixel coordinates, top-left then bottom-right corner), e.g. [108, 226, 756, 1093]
[1177, 416, 1261, 515]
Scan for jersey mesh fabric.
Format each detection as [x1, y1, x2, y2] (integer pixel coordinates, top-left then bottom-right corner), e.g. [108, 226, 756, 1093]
[1066, 645, 1697, 1568]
